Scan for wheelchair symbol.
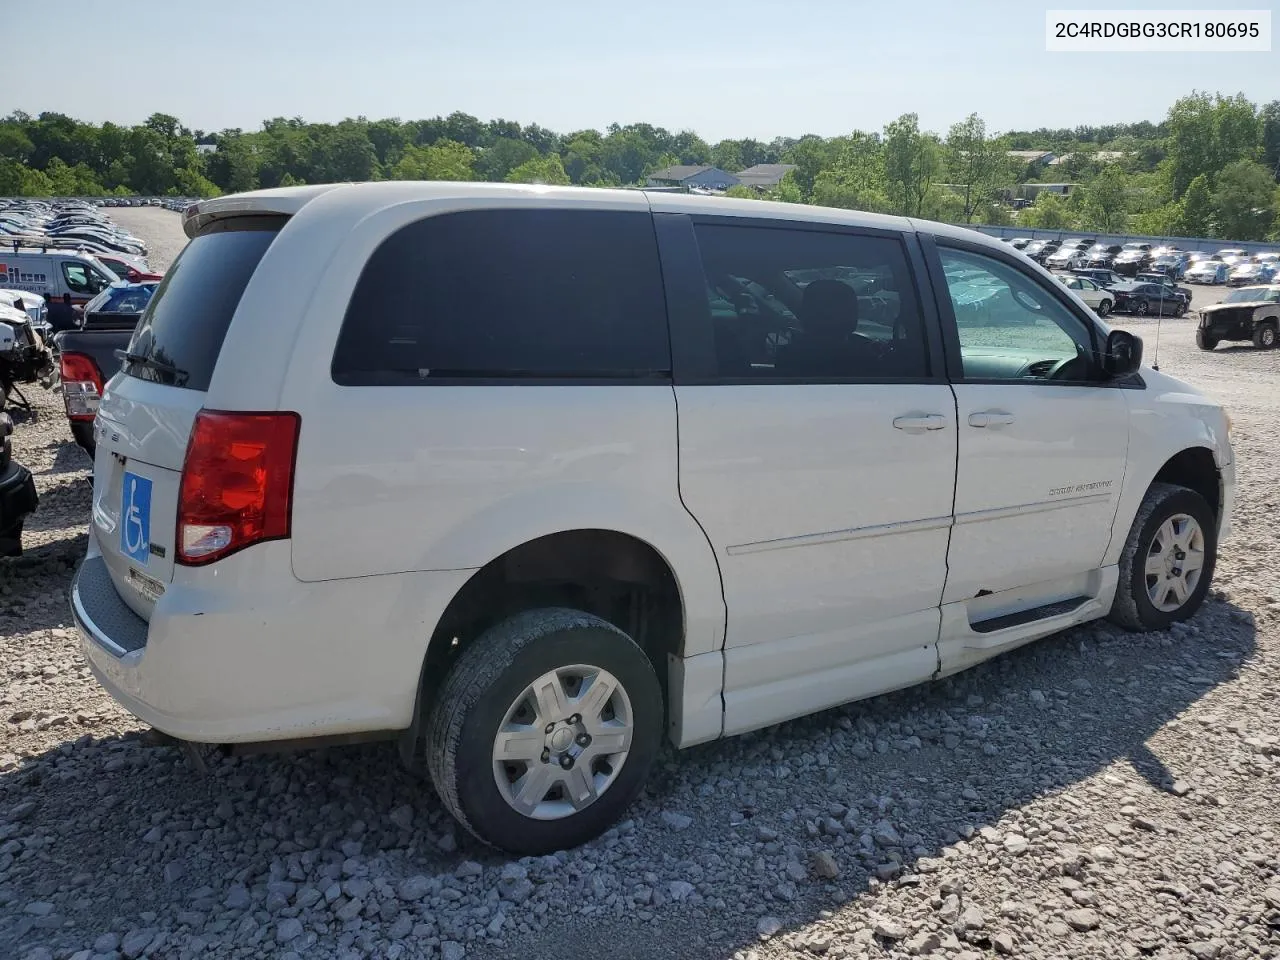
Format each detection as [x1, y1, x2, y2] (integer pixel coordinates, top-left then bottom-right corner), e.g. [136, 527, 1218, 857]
[121, 472, 151, 563]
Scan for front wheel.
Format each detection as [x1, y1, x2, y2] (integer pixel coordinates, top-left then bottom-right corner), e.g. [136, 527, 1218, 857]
[424, 608, 663, 855]
[1136, 299, 1150, 316]
[1254, 323, 1278, 349]
[1109, 483, 1216, 631]
[1097, 299, 1112, 318]
[1196, 329, 1218, 351]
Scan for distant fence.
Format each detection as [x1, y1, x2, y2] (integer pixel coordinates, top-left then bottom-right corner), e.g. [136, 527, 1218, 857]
[965, 224, 1276, 256]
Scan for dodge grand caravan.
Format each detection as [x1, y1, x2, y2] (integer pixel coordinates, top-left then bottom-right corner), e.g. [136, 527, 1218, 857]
[72, 183, 1234, 854]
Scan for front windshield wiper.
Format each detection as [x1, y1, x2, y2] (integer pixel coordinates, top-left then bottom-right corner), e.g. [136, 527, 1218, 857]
[115, 349, 189, 385]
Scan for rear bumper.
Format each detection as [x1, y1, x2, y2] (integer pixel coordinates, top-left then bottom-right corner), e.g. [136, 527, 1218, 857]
[70, 419, 95, 457]
[72, 535, 474, 743]
[0, 459, 38, 556]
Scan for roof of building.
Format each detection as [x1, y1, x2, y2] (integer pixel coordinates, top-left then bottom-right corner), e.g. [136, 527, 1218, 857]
[1048, 151, 1129, 165]
[1007, 150, 1055, 161]
[647, 164, 731, 182]
[733, 163, 798, 186]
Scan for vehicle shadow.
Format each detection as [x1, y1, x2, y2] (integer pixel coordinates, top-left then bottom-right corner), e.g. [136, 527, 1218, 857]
[0, 598, 1258, 959]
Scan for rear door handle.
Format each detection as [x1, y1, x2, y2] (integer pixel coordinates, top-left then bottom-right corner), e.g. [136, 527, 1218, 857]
[968, 411, 1016, 428]
[892, 414, 947, 433]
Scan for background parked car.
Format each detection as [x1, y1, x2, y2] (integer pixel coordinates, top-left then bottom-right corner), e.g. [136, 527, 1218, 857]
[1070, 267, 1124, 289]
[1083, 243, 1124, 269]
[1186, 260, 1229, 284]
[1047, 244, 1089, 270]
[1111, 280, 1189, 316]
[1113, 243, 1154, 276]
[1228, 261, 1277, 286]
[1197, 285, 1280, 350]
[1149, 253, 1188, 278]
[1057, 274, 1114, 316]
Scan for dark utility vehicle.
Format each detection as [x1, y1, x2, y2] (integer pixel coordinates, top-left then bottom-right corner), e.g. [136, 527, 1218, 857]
[52, 281, 157, 456]
[1197, 285, 1280, 350]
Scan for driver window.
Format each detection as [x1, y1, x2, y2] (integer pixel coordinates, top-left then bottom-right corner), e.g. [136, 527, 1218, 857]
[693, 222, 929, 381]
[939, 247, 1096, 382]
[61, 262, 91, 293]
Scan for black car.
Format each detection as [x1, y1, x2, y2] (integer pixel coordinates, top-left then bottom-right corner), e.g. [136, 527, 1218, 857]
[0, 411, 38, 556]
[1070, 268, 1124, 289]
[1116, 245, 1157, 276]
[1134, 273, 1191, 303]
[1083, 244, 1123, 269]
[1111, 281, 1188, 317]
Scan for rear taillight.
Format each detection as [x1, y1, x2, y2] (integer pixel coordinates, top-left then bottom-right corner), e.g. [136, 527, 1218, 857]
[59, 352, 104, 421]
[176, 410, 301, 566]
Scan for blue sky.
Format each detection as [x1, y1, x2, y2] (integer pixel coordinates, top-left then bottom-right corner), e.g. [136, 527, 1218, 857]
[8, 0, 1278, 140]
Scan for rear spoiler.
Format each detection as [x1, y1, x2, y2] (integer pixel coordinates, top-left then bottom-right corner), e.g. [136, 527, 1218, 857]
[182, 184, 345, 238]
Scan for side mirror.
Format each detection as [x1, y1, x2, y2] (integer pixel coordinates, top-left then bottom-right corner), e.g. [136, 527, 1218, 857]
[1103, 329, 1143, 377]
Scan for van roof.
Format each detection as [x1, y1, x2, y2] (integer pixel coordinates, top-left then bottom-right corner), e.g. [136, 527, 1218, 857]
[185, 181, 1004, 254]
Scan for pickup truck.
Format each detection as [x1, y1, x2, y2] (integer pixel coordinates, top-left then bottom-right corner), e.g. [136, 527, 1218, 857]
[53, 281, 156, 457]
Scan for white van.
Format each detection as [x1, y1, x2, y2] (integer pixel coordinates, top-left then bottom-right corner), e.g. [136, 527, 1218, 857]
[73, 183, 1234, 855]
[0, 249, 118, 306]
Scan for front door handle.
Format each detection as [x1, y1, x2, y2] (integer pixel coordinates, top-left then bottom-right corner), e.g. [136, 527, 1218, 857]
[968, 411, 1016, 428]
[892, 414, 947, 433]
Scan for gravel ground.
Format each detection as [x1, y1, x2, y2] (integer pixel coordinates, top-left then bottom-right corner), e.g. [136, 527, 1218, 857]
[2, 209, 1278, 960]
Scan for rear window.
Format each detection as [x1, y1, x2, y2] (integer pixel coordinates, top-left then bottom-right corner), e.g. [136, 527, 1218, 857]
[124, 216, 284, 391]
[331, 208, 670, 384]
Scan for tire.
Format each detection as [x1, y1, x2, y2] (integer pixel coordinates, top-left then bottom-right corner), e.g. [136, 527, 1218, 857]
[1195, 329, 1218, 351]
[424, 607, 663, 855]
[1136, 299, 1149, 316]
[1174, 302, 1187, 318]
[1253, 322, 1278, 350]
[1097, 300, 1112, 318]
[1109, 483, 1217, 632]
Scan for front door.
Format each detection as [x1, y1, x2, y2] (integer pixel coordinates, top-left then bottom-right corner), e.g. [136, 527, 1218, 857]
[929, 240, 1130, 613]
[663, 214, 957, 736]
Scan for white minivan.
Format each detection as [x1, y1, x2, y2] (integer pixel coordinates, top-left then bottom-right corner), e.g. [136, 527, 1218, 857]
[73, 183, 1234, 854]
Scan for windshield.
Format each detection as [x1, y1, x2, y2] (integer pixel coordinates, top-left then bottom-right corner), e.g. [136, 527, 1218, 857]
[1223, 287, 1280, 303]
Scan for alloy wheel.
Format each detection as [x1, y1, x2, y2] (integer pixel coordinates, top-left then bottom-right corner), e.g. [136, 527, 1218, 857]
[492, 664, 634, 821]
[1144, 513, 1206, 613]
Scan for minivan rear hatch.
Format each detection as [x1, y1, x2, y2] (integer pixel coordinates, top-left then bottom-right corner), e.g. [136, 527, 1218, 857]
[90, 216, 286, 619]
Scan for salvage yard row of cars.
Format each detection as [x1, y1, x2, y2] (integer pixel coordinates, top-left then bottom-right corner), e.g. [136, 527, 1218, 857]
[0, 199, 168, 561]
[1008, 235, 1279, 286]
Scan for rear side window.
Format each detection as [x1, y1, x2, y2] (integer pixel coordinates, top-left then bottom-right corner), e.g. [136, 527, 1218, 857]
[125, 217, 284, 391]
[332, 208, 670, 384]
[692, 222, 929, 380]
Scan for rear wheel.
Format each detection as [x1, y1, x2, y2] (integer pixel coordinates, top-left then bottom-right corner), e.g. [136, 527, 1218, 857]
[1097, 299, 1112, 318]
[1195, 329, 1218, 351]
[1254, 322, 1278, 349]
[1136, 299, 1150, 316]
[424, 608, 663, 855]
[1109, 483, 1216, 632]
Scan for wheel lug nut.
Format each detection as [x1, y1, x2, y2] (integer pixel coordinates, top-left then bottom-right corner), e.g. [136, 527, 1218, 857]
[560, 755, 574, 770]
[540, 748, 550, 763]
[568, 714, 581, 725]
[545, 723, 555, 734]
[576, 734, 591, 747]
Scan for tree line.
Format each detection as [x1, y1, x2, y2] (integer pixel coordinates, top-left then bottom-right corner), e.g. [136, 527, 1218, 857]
[2, 90, 1278, 241]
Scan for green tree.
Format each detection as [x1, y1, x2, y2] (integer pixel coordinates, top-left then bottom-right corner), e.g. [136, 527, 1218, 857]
[723, 184, 757, 199]
[505, 154, 570, 185]
[1166, 91, 1260, 197]
[1078, 166, 1129, 232]
[479, 137, 538, 181]
[1260, 100, 1280, 178]
[883, 113, 939, 217]
[1178, 174, 1214, 236]
[943, 113, 1007, 223]
[1018, 191, 1073, 229]
[1212, 160, 1277, 240]
[391, 140, 476, 181]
